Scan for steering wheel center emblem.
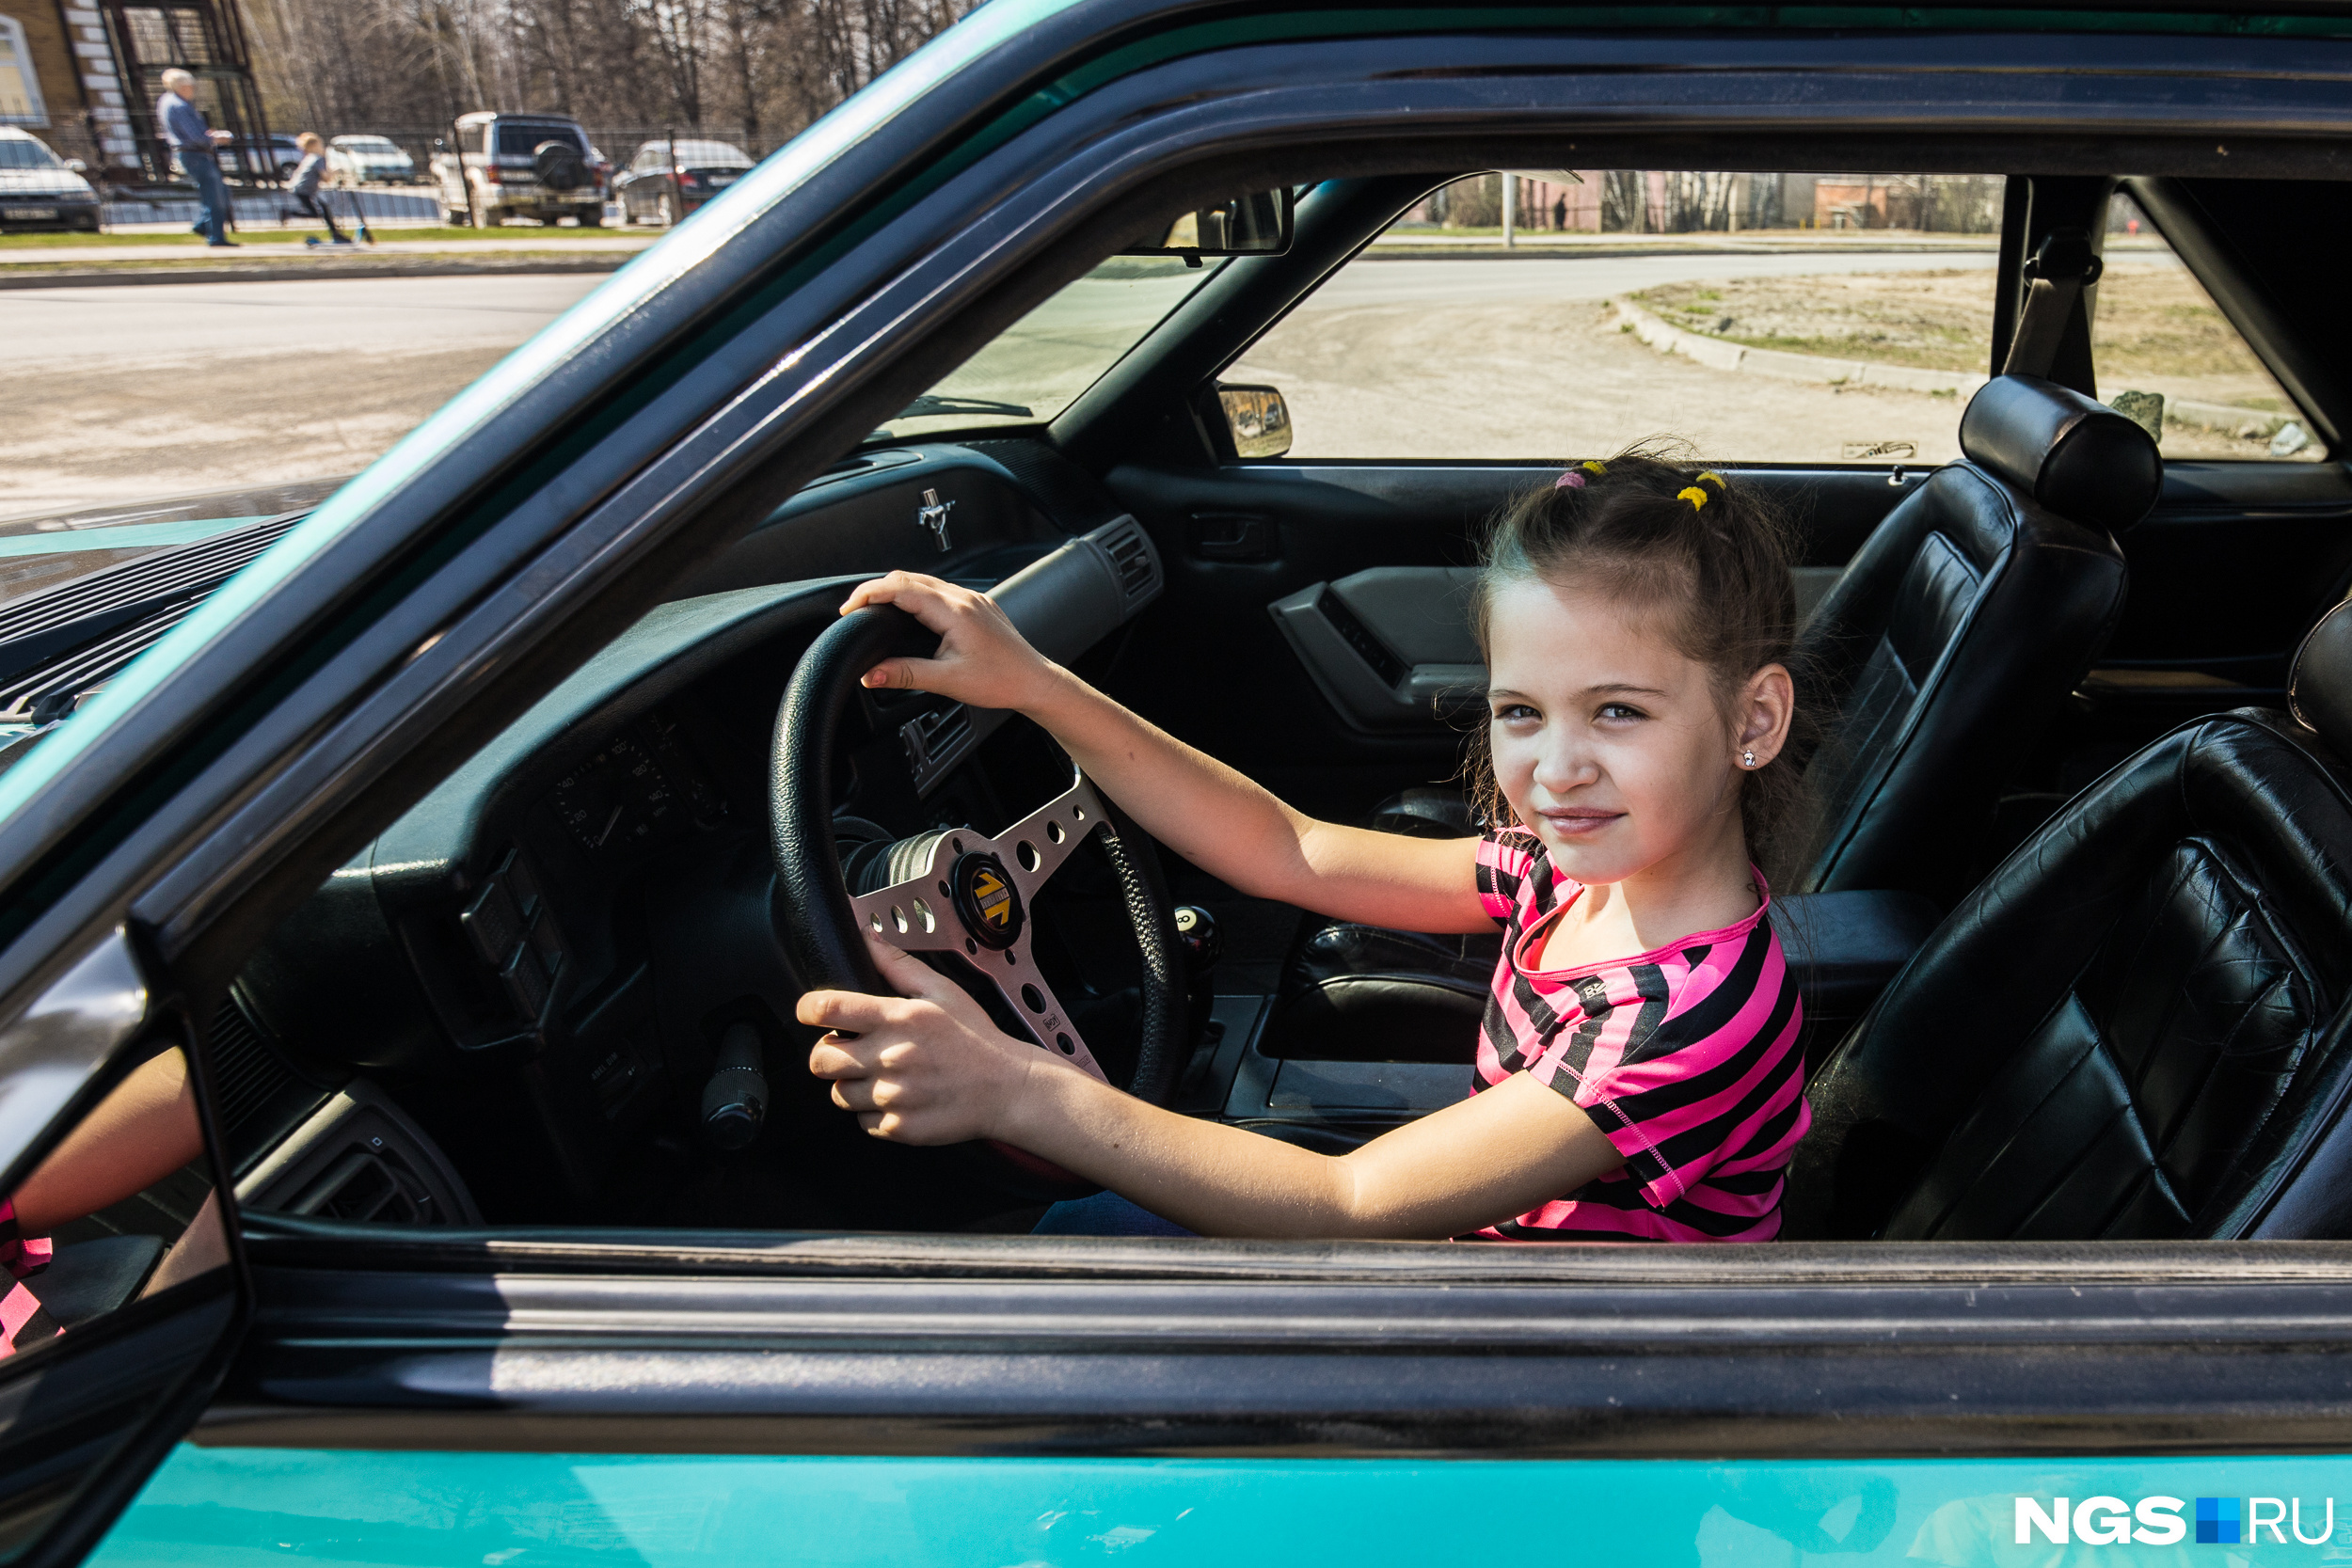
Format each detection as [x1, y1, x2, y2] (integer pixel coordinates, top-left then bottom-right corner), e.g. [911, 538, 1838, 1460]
[951, 850, 1024, 949]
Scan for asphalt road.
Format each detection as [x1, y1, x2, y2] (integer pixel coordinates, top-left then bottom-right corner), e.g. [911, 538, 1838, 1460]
[4, 273, 609, 370]
[4, 251, 2009, 520]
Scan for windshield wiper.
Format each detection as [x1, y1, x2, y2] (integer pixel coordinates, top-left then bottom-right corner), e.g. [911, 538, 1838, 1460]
[890, 394, 1035, 420]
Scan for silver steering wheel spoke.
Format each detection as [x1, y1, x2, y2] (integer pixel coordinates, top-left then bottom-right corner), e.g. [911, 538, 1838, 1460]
[845, 768, 1114, 1083]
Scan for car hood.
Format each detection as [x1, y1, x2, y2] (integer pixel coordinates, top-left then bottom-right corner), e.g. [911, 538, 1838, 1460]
[0, 169, 97, 198]
[0, 477, 349, 612]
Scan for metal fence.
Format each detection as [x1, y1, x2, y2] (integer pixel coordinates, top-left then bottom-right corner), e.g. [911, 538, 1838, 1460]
[101, 188, 443, 229]
[277, 124, 793, 181]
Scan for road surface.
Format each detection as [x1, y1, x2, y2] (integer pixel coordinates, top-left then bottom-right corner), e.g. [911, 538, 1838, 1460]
[5, 252, 2007, 521]
[1, 275, 607, 521]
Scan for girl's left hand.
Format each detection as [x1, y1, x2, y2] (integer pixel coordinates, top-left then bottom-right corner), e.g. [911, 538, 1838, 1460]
[799, 938, 1056, 1144]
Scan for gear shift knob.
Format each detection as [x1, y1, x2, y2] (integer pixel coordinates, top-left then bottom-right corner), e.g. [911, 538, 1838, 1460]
[1173, 904, 1222, 972]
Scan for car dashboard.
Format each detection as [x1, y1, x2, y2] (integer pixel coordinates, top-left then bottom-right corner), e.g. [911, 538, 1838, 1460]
[218, 441, 1168, 1227]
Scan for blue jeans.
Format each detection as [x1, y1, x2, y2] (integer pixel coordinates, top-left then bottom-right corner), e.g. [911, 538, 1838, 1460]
[1032, 1191, 1197, 1237]
[184, 152, 231, 244]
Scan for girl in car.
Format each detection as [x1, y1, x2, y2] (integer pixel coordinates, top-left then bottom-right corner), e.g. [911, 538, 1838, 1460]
[803, 450, 1811, 1242]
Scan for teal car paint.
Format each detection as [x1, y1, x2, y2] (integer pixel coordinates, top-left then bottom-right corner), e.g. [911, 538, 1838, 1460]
[93, 1449, 2352, 1564]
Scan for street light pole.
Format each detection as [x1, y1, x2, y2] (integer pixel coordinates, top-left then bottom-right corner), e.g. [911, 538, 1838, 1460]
[1501, 172, 1515, 248]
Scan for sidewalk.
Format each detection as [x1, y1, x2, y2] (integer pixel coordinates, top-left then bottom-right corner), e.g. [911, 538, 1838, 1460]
[11, 233, 656, 265]
[0, 231, 653, 288]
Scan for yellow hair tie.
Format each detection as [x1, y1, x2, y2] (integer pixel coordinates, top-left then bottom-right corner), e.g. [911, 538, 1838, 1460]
[1696, 470, 1726, 490]
[1581, 460, 1609, 476]
[1677, 485, 1710, 511]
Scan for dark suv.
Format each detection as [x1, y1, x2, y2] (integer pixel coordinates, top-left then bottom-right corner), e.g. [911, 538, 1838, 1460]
[430, 111, 605, 227]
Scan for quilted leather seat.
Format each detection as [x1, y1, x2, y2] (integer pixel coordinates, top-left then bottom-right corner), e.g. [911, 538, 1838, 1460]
[1784, 599, 2352, 1242]
[1796, 374, 2156, 901]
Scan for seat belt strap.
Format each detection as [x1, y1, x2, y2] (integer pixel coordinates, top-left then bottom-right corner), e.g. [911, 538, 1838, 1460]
[2002, 230, 2104, 379]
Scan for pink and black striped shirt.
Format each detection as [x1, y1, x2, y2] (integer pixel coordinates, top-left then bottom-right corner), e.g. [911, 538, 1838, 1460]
[1470, 829, 1809, 1243]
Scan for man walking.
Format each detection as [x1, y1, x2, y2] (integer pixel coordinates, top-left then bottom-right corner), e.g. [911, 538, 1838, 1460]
[157, 69, 233, 247]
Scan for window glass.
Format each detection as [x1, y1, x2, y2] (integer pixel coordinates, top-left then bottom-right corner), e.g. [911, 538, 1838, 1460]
[0, 21, 43, 123]
[875, 255, 1227, 441]
[1225, 170, 2007, 463]
[494, 122, 583, 155]
[2097, 194, 2318, 461]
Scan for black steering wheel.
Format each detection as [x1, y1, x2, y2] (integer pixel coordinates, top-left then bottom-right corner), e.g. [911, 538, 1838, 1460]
[771, 604, 1186, 1153]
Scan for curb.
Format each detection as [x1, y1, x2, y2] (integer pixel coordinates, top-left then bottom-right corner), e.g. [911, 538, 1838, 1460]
[1608, 297, 2295, 439]
[0, 255, 628, 290]
[1364, 241, 2000, 262]
[1610, 296, 1986, 397]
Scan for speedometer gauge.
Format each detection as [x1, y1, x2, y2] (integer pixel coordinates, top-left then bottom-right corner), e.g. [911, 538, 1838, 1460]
[550, 728, 686, 853]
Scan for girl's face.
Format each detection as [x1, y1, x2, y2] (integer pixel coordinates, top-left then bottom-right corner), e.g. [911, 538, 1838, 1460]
[1486, 576, 1787, 886]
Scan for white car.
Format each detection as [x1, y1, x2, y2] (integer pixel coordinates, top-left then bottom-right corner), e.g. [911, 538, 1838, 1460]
[326, 135, 416, 186]
[0, 127, 101, 233]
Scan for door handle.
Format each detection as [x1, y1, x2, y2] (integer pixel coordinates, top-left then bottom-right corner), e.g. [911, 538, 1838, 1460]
[1187, 512, 1276, 562]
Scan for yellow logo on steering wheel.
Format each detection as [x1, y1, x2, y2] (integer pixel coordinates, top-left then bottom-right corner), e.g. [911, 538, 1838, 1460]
[970, 866, 1013, 928]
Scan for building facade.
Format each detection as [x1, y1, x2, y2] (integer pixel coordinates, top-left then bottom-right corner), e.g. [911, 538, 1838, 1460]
[0, 0, 271, 181]
[0, 0, 137, 168]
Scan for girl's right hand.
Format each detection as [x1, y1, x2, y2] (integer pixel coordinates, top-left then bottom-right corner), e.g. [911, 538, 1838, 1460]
[838, 572, 1057, 714]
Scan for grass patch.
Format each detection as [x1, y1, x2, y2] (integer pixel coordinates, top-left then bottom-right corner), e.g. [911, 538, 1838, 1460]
[1628, 263, 2289, 385]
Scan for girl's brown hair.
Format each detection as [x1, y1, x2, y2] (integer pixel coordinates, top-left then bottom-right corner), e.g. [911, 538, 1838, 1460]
[1467, 441, 1817, 882]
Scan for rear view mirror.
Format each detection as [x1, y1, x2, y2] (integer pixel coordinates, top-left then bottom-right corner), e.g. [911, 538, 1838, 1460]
[1129, 188, 1295, 259]
[1217, 384, 1293, 459]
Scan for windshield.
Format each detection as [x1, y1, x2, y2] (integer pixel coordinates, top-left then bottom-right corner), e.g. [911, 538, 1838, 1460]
[495, 123, 585, 155]
[871, 255, 1227, 441]
[670, 141, 751, 166]
[0, 139, 62, 171]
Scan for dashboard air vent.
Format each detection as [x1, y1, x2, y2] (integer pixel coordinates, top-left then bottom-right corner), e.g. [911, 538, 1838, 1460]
[1087, 516, 1162, 614]
[901, 703, 977, 798]
[208, 994, 298, 1139]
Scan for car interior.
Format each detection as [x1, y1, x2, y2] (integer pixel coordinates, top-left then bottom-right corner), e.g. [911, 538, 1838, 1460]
[79, 159, 2352, 1274]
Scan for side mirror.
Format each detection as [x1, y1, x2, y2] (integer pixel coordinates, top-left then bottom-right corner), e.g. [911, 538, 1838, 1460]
[1128, 187, 1295, 261]
[64, 159, 87, 174]
[1217, 384, 1293, 459]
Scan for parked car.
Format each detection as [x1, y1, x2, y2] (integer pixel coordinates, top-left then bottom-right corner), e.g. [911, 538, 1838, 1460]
[0, 127, 100, 233]
[429, 111, 604, 227]
[217, 132, 301, 182]
[615, 137, 755, 226]
[12, 3, 2352, 1564]
[324, 134, 416, 186]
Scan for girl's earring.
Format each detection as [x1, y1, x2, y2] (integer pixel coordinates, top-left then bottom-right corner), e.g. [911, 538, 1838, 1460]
[1741, 749, 1757, 769]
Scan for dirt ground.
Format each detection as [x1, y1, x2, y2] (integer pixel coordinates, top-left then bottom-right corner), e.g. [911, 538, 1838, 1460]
[0, 344, 511, 521]
[1231, 298, 1981, 465]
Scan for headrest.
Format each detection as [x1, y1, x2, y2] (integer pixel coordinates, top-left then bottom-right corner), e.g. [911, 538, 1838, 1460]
[1958, 374, 2163, 534]
[2290, 598, 2352, 758]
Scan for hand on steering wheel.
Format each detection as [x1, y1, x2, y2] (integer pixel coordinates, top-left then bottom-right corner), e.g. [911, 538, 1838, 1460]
[801, 937, 1076, 1145]
[837, 571, 1060, 711]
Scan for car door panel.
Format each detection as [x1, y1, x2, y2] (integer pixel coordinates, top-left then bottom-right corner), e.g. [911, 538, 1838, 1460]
[2048, 461, 2352, 793]
[1107, 462, 1913, 816]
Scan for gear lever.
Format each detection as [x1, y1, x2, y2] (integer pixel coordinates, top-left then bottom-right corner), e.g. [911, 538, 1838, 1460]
[701, 1021, 768, 1150]
[1172, 905, 1221, 1044]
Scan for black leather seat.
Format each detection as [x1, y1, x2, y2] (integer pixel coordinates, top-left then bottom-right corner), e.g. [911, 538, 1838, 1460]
[1784, 598, 2352, 1242]
[1797, 374, 2157, 901]
[1266, 375, 2160, 1059]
